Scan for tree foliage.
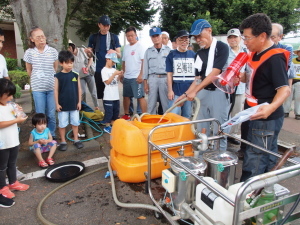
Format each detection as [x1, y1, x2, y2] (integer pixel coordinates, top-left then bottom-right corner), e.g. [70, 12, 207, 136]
[160, 0, 300, 39]
[5, 0, 156, 50]
[69, 0, 157, 40]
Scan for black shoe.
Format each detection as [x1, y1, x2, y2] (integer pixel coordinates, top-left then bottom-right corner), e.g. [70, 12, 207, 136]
[0, 194, 15, 208]
[284, 113, 289, 118]
[227, 137, 241, 145]
[74, 141, 84, 149]
[296, 115, 300, 120]
[58, 143, 68, 151]
[237, 150, 244, 160]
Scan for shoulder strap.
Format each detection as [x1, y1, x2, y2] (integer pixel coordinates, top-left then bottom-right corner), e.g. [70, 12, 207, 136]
[110, 32, 116, 50]
[92, 33, 99, 53]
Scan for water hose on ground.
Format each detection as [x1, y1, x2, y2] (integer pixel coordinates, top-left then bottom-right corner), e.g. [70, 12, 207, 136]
[37, 165, 108, 225]
[107, 159, 179, 225]
[66, 112, 104, 142]
[37, 160, 178, 225]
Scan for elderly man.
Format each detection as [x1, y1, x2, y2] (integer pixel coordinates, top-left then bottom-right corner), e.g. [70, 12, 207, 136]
[176, 19, 229, 151]
[239, 13, 290, 181]
[143, 27, 171, 114]
[271, 23, 298, 119]
[85, 15, 121, 102]
[226, 28, 247, 146]
[166, 30, 196, 118]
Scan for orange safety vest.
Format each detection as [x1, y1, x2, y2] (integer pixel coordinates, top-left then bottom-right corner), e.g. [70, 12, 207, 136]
[245, 49, 289, 107]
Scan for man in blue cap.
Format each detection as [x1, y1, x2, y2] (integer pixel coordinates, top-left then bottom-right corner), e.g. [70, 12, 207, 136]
[166, 30, 196, 118]
[85, 15, 121, 103]
[143, 27, 171, 114]
[175, 19, 229, 151]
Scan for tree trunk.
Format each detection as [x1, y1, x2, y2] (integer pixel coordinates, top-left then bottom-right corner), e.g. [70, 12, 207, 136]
[9, 0, 68, 51]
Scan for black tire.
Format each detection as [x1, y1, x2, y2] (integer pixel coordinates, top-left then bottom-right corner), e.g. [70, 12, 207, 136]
[44, 161, 85, 182]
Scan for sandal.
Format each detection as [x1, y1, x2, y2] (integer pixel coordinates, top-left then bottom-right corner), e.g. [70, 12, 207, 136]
[46, 158, 55, 166]
[39, 160, 48, 168]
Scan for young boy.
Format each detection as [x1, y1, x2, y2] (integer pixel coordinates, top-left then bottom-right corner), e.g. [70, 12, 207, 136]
[101, 53, 123, 134]
[54, 50, 84, 151]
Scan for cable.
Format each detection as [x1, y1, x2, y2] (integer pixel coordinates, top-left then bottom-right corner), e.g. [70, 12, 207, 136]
[66, 112, 104, 142]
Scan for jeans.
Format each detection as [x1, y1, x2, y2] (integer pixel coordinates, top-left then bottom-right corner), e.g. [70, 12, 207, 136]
[0, 146, 19, 188]
[168, 95, 192, 119]
[32, 90, 56, 137]
[240, 116, 284, 182]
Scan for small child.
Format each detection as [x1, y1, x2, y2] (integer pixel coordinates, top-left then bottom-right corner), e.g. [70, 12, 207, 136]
[28, 113, 57, 168]
[54, 50, 84, 151]
[101, 53, 123, 134]
[0, 78, 29, 205]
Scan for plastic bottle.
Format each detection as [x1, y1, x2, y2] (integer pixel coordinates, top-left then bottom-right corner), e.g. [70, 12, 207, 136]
[9, 102, 27, 118]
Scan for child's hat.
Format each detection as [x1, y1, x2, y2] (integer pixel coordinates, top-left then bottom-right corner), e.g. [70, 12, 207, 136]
[105, 53, 119, 63]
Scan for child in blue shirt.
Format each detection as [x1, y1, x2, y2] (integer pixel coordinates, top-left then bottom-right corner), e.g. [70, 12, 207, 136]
[54, 50, 84, 151]
[28, 113, 57, 168]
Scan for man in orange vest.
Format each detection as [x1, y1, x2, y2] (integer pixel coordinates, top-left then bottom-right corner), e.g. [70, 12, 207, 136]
[239, 13, 290, 181]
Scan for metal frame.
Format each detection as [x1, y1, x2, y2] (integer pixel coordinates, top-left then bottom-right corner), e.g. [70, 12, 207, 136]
[147, 118, 300, 225]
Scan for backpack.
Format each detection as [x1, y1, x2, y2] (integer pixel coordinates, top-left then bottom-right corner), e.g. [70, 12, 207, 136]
[91, 32, 116, 54]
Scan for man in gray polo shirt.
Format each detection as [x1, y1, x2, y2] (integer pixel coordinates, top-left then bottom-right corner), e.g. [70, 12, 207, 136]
[143, 27, 171, 114]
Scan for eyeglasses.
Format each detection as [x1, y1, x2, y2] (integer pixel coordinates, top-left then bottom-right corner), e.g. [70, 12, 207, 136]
[241, 35, 257, 41]
[34, 35, 46, 40]
[177, 38, 189, 43]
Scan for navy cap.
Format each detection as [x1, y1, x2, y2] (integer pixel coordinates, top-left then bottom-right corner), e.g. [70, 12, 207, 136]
[190, 19, 211, 36]
[149, 27, 162, 36]
[98, 15, 111, 25]
[176, 30, 189, 39]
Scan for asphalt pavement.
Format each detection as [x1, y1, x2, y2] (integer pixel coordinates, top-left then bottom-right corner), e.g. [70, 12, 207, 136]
[3, 88, 300, 225]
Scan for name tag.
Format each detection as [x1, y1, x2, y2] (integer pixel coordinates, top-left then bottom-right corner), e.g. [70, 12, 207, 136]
[173, 58, 194, 77]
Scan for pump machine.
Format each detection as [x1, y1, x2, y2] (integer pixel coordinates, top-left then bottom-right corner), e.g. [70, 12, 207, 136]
[145, 118, 300, 225]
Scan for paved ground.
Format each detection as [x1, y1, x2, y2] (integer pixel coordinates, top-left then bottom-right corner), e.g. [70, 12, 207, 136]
[3, 89, 300, 225]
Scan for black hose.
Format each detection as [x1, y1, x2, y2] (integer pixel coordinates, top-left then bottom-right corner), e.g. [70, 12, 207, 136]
[279, 193, 300, 225]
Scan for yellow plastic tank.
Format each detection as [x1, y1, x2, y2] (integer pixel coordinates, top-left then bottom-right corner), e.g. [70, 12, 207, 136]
[110, 113, 195, 183]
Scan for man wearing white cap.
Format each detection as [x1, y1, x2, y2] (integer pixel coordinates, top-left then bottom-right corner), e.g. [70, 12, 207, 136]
[143, 27, 171, 114]
[176, 19, 229, 151]
[161, 31, 173, 49]
[226, 28, 247, 146]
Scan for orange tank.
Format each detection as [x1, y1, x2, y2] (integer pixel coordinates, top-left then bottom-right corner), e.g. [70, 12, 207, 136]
[110, 113, 195, 183]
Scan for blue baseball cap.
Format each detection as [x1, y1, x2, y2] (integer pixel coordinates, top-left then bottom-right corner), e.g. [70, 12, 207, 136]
[105, 53, 119, 63]
[190, 19, 212, 36]
[149, 27, 161, 36]
[98, 15, 111, 25]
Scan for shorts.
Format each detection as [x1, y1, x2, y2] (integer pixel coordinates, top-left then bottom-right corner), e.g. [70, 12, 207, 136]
[30, 140, 57, 153]
[58, 110, 80, 128]
[123, 78, 144, 99]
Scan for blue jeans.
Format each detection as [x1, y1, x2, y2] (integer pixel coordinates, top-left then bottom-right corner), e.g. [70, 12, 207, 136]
[168, 95, 192, 119]
[240, 116, 284, 182]
[32, 90, 56, 137]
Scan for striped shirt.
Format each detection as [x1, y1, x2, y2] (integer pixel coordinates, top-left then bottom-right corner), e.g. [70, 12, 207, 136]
[23, 45, 58, 91]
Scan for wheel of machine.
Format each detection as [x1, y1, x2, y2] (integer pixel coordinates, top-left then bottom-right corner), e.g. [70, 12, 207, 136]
[44, 161, 85, 182]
